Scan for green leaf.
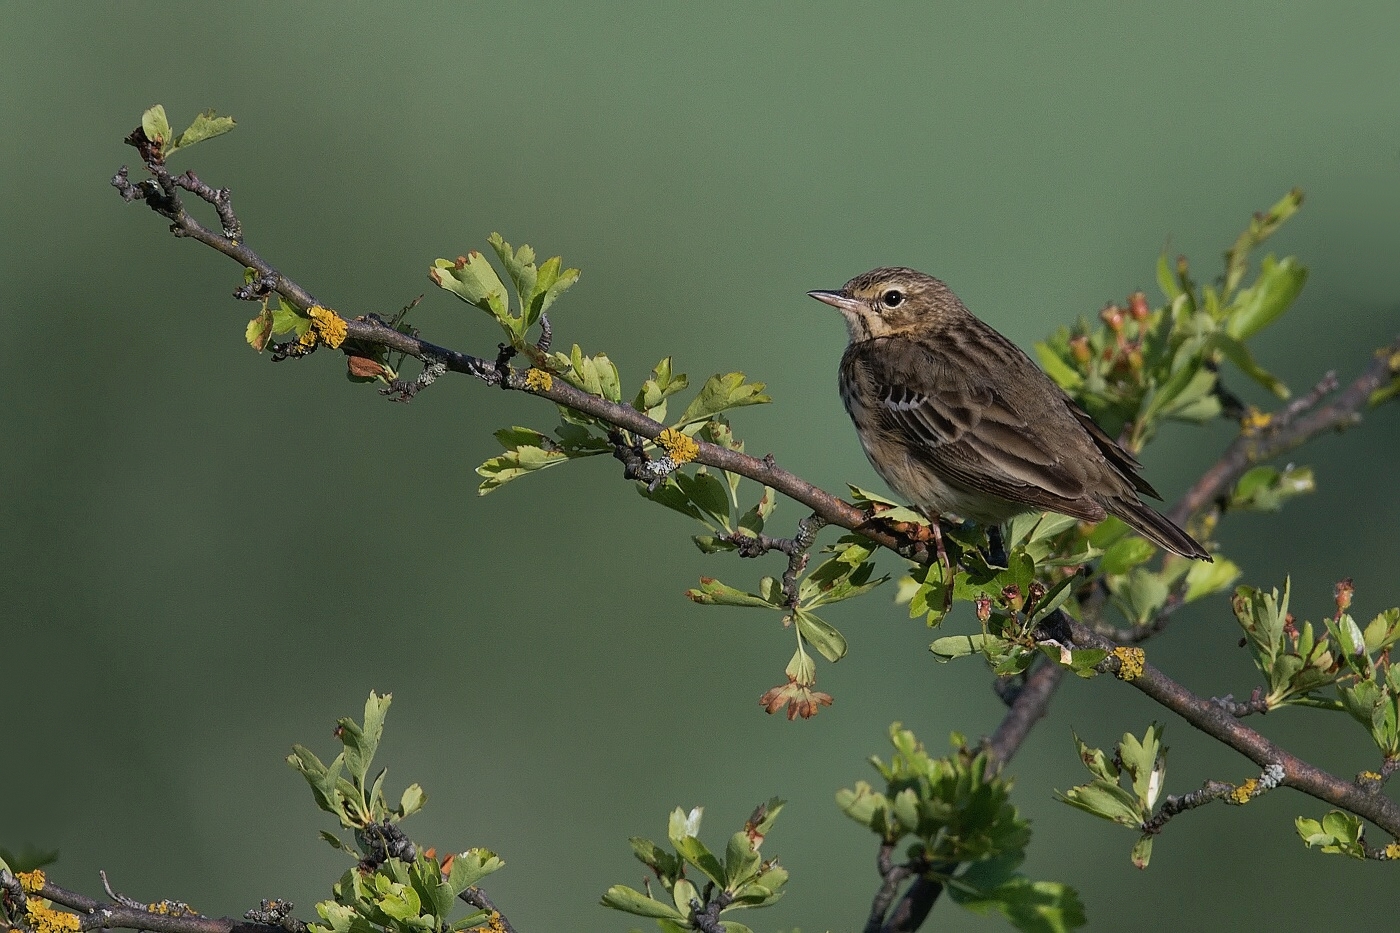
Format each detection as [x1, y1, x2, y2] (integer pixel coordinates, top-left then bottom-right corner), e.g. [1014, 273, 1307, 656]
[1229, 464, 1315, 511]
[676, 469, 732, 530]
[532, 255, 580, 322]
[1183, 557, 1241, 603]
[1130, 834, 1154, 870]
[600, 885, 686, 920]
[1156, 252, 1182, 301]
[169, 109, 236, 155]
[641, 476, 708, 522]
[633, 357, 689, 421]
[1028, 574, 1078, 625]
[950, 872, 1087, 933]
[1099, 536, 1157, 576]
[931, 633, 1000, 662]
[1296, 810, 1367, 858]
[793, 607, 848, 662]
[1118, 723, 1166, 810]
[1227, 255, 1307, 341]
[676, 373, 771, 427]
[141, 104, 172, 145]
[430, 252, 510, 322]
[737, 487, 776, 537]
[685, 577, 779, 609]
[672, 835, 726, 888]
[1034, 343, 1084, 391]
[1056, 781, 1143, 827]
[397, 784, 426, 820]
[848, 484, 929, 526]
[476, 443, 569, 494]
[487, 233, 537, 323]
[1108, 568, 1170, 625]
[1212, 333, 1289, 399]
[287, 745, 347, 821]
[724, 831, 762, 888]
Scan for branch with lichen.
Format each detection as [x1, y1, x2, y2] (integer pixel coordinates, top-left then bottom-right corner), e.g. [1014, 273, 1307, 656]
[108, 108, 1400, 933]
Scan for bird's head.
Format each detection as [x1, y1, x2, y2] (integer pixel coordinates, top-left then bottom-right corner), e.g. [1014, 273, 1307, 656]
[808, 266, 965, 342]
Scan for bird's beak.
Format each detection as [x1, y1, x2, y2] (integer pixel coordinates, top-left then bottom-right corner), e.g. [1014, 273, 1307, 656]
[807, 289, 861, 313]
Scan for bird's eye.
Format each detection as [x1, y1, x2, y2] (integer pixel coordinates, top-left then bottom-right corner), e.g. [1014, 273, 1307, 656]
[880, 289, 904, 309]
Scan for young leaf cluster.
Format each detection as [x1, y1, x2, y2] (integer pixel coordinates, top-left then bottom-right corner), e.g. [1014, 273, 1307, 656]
[838, 725, 1084, 933]
[289, 694, 504, 933]
[1036, 190, 1307, 451]
[430, 234, 578, 354]
[1056, 725, 1168, 869]
[1233, 580, 1400, 754]
[138, 104, 236, 162]
[600, 800, 788, 932]
[287, 692, 427, 836]
[313, 852, 503, 933]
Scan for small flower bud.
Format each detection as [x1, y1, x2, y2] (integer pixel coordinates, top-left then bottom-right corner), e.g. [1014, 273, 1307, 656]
[1100, 304, 1124, 333]
[1128, 291, 1150, 321]
[975, 595, 992, 623]
[1335, 578, 1354, 615]
[1069, 335, 1091, 364]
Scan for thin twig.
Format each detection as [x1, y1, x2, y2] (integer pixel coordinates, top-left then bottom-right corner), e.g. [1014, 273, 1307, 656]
[1139, 781, 1236, 834]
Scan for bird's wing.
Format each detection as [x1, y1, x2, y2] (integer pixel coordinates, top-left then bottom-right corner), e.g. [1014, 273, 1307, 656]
[1063, 395, 1160, 499]
[858, 335, 1104, 517]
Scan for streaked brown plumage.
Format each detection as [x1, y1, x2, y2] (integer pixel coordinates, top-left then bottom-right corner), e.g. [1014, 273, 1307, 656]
[810, 267, 1210, 561]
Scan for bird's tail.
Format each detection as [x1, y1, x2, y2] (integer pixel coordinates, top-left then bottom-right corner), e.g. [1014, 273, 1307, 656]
[1102, 496, 1211, 561]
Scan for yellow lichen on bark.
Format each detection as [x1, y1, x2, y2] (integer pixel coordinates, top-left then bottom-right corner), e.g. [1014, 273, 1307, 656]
[1112, 646, 1144, 681]
[308, 306, 348, 349]
[656, 428, 699, 465]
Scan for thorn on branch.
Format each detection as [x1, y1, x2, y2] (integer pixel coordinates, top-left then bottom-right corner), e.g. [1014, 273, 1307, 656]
[99, 872, 144, 910]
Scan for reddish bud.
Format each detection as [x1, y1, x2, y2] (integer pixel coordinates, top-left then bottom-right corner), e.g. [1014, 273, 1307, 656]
[1335, 578, 1355, 616]
[1027, 581, 1047, 606]
[1069, 335, 1091, 364]
[975, 595, 992, 623]
[1100, 304, 1124, 333]
[1128, 291, 1150, 321]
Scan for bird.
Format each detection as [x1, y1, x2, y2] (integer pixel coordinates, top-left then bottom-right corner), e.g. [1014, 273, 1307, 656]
[808, 267, 1210, 562]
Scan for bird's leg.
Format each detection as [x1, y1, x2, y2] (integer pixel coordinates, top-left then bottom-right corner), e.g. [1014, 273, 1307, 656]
[927, 518, 950, 574]
[986, 525, 1008, 568]
[912, 509, 954, 612]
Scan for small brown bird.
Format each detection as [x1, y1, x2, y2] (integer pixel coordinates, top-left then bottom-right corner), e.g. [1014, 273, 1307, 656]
[810, 267, 1209, 561]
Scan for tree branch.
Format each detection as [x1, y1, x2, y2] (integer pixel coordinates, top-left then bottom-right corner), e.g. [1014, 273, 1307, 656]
[114, 146, 1400, 933]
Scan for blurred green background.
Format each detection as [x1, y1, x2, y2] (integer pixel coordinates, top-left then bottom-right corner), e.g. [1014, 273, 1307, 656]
[4, 3, 1400, 931]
